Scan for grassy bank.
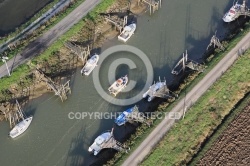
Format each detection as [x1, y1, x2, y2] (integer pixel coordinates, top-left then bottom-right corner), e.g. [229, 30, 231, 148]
[0, 0, 86, 66]
[140, 51, 250, 165]
[189, 93, 250, 165]
[32, 0, 117, 64]
[0, 0, 116, 101]
[106, 22, 250, 165]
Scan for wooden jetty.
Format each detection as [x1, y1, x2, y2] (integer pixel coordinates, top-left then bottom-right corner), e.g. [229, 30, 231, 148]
[207, 31, 224, 51]
[171, 50, 204, 75]
[8, 102, 21, 128]
[104, 15, 128, 33]
[0, 100, 25, 128]
[35, 68, 71, 102]
[64, 41, 90, 65]
[138, 0, 162, 15]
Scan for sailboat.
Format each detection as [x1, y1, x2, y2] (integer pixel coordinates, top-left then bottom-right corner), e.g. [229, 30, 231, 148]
[9, 100, 33, 138]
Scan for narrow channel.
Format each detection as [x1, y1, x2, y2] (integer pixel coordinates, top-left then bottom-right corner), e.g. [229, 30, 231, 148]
[0, 0, 240, 165]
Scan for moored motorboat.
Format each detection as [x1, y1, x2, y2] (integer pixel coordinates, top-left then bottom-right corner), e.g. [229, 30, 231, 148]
[81, 54, 99, 76]
[222, 1, 246, 22]
[118, 23, 136, 42]
[108, 75, 128, 96]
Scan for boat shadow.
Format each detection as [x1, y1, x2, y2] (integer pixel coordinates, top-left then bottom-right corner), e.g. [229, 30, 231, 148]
[64, 126, 89, 166]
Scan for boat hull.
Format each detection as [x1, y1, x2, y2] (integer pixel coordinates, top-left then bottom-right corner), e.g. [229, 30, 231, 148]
[9, 116, 33, 138]
[81, 54, 99, 76]
[108, 75, 128, 96]
[118, 23, 136, 42]
[222, 4, 242, 23]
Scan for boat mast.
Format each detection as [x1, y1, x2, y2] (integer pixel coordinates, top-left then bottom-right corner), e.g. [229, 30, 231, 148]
[16, 100, 25, 120]
[243, 0, 246, 8]
[185, 50, 188, 62]
[182, 53, 186, 72]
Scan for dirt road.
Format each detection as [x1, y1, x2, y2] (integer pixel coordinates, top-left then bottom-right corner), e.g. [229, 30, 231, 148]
[0, 0, 101, 78]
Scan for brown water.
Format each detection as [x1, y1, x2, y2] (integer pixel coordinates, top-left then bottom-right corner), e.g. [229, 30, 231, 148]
[0, 0, 52, 36]
[0, 0, 240, 165]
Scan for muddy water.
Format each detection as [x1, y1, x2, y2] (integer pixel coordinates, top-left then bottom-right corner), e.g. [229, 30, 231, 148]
[0, 0, 52, 36]
[0, 0, 238, 165]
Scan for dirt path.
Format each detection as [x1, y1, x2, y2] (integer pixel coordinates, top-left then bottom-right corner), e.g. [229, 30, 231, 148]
[0, 0, 101, 78]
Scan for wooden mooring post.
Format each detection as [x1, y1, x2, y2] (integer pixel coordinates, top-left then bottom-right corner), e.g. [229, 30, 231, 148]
[35, 68, 71, 102]
[64, 42, 90, 65]
[172, 50, 204, 75]
[138, 0, 162, 15]
[104, 15, 128, 33]
[207, 32, 224, 51]
[1, 100, 25, 128]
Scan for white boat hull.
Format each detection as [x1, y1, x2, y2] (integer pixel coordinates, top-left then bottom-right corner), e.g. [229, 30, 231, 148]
[108, 75, 128, 96]
[81, 54, 99, 76]
[118, 23, 136, 42]
[222, 4, 242, 23]
[142, 89, 150, 98]
[9, 116, 33, 138]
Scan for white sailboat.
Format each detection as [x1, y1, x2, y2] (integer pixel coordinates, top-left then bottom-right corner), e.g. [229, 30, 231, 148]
[118, 23, 136, 42]
[108, 75, 128, 96]
[81, 54, 99, 76]
[9, 100, 33, 138]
